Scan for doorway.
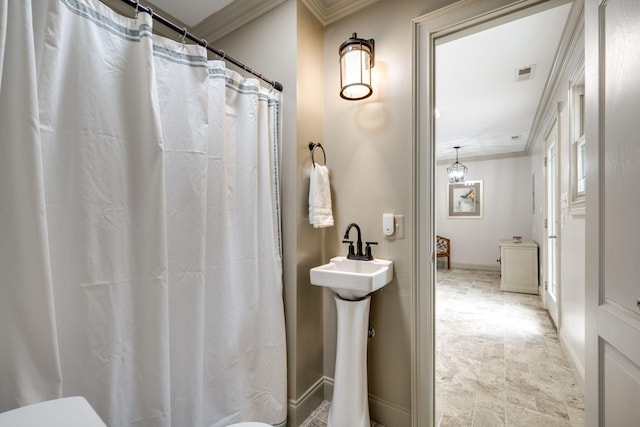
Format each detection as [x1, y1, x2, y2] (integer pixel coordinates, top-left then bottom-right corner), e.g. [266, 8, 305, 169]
[412, 0, 580, 425]
[544, 109, 561, 327]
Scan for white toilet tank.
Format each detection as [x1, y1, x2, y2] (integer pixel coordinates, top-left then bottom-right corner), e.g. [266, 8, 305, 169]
[0, 396, 106, 426]
[0, 398, 273, 427]
[225, 423, 271, 427]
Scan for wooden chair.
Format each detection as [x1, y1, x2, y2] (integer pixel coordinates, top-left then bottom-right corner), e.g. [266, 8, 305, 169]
[436, 235, 450, 269]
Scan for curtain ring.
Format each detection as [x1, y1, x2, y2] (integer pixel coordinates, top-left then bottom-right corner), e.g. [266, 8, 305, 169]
[202, 39, 208, 50]
[219, 49, 225, 60]
[133, 0, 139, 18]
[147, 7, 153, 18]
[180, 27, 187, 45]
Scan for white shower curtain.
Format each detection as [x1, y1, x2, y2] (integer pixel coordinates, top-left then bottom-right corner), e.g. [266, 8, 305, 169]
[0, 0, 63, 409]
[0, 1, 286, 426]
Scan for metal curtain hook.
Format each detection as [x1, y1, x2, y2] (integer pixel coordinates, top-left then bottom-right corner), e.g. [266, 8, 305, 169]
[219, 49, 225, 60]
[133, 0, 139, 18]
[147, 7, 153, 18]
[181, 27, 187, 45]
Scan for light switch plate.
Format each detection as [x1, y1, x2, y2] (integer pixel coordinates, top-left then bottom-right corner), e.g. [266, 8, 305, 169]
[394, 214, 405, 239]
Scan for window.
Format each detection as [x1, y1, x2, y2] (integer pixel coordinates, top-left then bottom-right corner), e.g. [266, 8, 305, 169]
[576, 135, 585, 194]
[569, 64, 585, 214]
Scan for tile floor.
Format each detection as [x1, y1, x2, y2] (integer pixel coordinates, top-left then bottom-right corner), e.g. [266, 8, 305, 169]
[299, 268, 584, 427]
[436, 268, 584, 426]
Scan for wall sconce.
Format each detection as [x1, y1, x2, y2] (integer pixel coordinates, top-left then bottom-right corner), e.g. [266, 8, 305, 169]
[447, 146, 468, 183]
[339, 33, 375, 100]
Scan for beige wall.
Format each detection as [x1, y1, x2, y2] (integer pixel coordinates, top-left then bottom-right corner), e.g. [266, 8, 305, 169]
[101, 0, 585, 425]
[556, 38, 586, 382]
[292, 1, 326, 422]
[530, 26, 586, 382]
[214, 1, 456, 424]
[436, 156, 534, 270]
[217, 0, 460, 425]
[322, 0, 456, 425]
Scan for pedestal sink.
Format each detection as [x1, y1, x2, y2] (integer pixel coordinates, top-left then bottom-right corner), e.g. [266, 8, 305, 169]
[310, 256, 394, 427]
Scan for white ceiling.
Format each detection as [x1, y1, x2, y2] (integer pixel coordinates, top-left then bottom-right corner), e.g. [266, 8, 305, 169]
[144, 0, 379, 46]
[148, 0, 379, 28]
[435, 3, 572, 161]
[148, 0, 234, 27]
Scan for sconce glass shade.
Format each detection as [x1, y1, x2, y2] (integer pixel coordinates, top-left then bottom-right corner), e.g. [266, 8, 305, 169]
[447, 146, 468, 183]
[339, 33, 375, 100]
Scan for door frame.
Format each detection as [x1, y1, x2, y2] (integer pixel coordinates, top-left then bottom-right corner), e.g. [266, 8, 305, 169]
[411, 0, 577, 424]
[584, 1, 640, 425]
[544, 104, 562, 327]
[584, 2, 598, 423]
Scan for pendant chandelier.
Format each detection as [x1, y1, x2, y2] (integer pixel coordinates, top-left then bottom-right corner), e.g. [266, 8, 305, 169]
[447, 146, 468, 183]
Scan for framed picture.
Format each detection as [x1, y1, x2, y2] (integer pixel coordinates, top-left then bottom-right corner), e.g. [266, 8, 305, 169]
[447, 180, 483, 218]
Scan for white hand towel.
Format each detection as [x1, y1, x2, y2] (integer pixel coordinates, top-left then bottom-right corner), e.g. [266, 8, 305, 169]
[309, 164, 334, 228]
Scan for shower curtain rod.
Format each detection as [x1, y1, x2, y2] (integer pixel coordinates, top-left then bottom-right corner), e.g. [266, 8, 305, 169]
[119, 0, 283, 92]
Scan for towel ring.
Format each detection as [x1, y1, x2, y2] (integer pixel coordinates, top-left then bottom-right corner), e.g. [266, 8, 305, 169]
[309, 142, 326, 168]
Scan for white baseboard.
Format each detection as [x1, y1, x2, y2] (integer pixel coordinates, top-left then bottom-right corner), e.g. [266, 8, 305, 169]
[322, 377, 410, 427]
[287, 376, 325, 427]
[323, 376, 333, 401]
[449, 262, 500, 272]
[368, 393, 411, 427]
[558, 328, 585, 389]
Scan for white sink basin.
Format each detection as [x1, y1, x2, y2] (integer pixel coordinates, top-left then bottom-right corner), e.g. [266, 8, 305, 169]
[310, 256, 393, 300]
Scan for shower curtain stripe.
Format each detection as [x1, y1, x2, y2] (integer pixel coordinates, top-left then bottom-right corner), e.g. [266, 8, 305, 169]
[153, 45, 209, 68]
[0, 0, 287, 426]
[207, 68, 277, 97]
[61, 0, 153, 41]
[271, 99, 282, 258]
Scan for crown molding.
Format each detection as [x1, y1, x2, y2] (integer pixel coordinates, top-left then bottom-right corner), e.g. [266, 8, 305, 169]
[436, 150, 530, 165]
[525, 0, 584, 153]
[191, 0, 381, 43]
[192, 0, 286, 42]
[301, 0, 381, 26]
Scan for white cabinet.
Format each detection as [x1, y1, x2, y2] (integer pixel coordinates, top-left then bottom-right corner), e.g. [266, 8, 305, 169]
[499, 240, 539, 294]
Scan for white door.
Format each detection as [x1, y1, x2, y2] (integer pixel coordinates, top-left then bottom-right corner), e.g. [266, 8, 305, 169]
[585, 0, 640, 425]
[545, 117, 560, 327]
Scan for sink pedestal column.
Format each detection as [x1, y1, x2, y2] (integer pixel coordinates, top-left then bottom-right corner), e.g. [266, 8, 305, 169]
[328, 295, 371, 427]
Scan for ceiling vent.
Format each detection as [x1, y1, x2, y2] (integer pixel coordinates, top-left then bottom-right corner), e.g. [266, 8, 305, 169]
[515, 64, 536, 81]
